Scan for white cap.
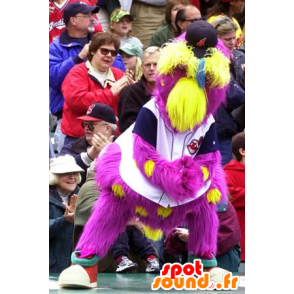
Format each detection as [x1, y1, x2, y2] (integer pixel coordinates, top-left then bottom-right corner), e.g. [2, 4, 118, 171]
[49, 155, 84, 174]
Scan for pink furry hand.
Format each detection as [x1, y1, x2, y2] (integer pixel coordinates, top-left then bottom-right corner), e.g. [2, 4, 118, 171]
[170, 156, 203, 202]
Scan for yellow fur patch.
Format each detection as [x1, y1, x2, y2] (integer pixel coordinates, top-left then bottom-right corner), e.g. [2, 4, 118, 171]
[135, 206, 148, 217]
[200, 166, 209, 181]
[144, 160, 155, 178]
[166, 77, 207, 132]
[157, 41, 197, 78]
[207, 188, 221, 204]
[111, 184, 125, 198]
[143, 225, 163, 241]
[204, 48, 230, 88]
[157, 206, 173, 218]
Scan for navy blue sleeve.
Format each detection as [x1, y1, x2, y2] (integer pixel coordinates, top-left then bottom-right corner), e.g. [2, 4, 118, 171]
[133, 107, 157, 148]
[197, 122, 219, 155]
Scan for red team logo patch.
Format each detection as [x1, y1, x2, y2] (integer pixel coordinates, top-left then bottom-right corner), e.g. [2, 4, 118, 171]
[196, 38, 206, 47]
[87, 104, 95, 115]
[187, 137, 203, 155]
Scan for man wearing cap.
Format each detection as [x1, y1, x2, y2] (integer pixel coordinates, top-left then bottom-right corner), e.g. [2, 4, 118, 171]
[49, 1, 125, 153]
[109, 8, 143, 49]
[118, 46, 161, 133]
[59, 103, 117, 185]
[49, 0, 103, 44]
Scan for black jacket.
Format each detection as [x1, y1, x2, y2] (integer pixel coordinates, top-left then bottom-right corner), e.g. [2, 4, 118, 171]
[214, 74, 245, 140]
[118, 75, 153, 133]
[49, 185, 79, 273]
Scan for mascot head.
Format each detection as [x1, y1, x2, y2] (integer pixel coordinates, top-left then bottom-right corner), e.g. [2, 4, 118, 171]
[154, 20, 230, 133]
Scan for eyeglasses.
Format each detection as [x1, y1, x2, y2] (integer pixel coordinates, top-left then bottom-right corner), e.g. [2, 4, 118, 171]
[74, 13, 94, 19]
[100, 47, 118, 57]
[184, 18, 201, 23]
[82, 121, 109, 132]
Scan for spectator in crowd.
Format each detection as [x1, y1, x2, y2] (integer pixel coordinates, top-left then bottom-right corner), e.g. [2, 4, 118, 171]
[73, 161, 158, 273]
[119, 43, 143, 82]
[197, 0, 217, 18]
[164, 201, 241, 272]
[49, 0, 103, 44]
[149, 0, 190, 47]
[118, 46, 161, 133]
[109, 8, 143, 48]
[224, 131, 245, 263]
[209, 15, 245, 164]
[210, 15, 245, 89]
[60, 32, 134, 145]
[113, 224, 160, 273]
[49, 2, 125, 153]
[174, 5, 201, 37]
[206, 0, 245, 48]
[95, 0, 110, 31]
[49, 155, 83, 273]
[59, 103, 117, 185]
[128, 0, 167, 49]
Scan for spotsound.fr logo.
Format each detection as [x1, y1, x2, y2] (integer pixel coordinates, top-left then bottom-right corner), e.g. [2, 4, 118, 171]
[151, 260, 239, 290]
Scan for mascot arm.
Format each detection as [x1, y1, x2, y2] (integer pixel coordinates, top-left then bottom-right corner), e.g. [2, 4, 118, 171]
[133, 133, 205, 202]
[195, 150, 228, 204]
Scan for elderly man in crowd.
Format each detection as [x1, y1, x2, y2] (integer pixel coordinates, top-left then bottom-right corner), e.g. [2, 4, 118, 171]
[59, 102, 117, 185]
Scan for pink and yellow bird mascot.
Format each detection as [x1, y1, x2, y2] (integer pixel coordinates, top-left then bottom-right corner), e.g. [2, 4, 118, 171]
[58, 21, 231, 288]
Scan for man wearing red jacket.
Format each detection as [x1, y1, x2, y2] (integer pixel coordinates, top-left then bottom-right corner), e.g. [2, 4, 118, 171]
[224, 131, 245, 262]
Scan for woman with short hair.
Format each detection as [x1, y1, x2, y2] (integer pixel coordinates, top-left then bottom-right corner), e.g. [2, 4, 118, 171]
[49, 155, 83, 273]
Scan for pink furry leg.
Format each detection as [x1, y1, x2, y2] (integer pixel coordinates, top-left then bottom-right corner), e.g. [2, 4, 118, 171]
[75, 189, 133, 259]
[186, 196, 219, 266]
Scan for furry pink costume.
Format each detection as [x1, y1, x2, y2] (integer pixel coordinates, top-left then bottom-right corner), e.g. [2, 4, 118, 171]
[58, 23, 231, 288]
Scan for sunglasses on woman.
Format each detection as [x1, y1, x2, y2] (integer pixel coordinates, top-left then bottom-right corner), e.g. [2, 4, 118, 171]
[100, 47, 118, 57]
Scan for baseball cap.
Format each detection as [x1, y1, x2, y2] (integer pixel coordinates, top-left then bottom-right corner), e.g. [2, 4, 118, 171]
[232, 132, 245, 158]
[50, 155, 84, 174]
[63, 2, 100, 24]
[77, 103, 117, 124]
[119, 43, 143, 59]
[110, 9, 134, 22]
[185, 20, 218, 58]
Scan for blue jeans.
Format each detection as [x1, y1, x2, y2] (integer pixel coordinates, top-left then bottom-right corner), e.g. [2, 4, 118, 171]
[150, 234, 165, 269]
[217, 243, 241, 273]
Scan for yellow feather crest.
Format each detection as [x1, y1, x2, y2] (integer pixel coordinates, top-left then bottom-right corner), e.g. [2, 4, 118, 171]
[156, 41, 230, 89]
[157, 41, 198, 78]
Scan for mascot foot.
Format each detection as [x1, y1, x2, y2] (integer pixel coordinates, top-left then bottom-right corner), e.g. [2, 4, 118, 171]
[58, 264, 98, 288]
[188, 254, 230, 283]
[205, 266, 230, 283]
[58, 251, 99, 289]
